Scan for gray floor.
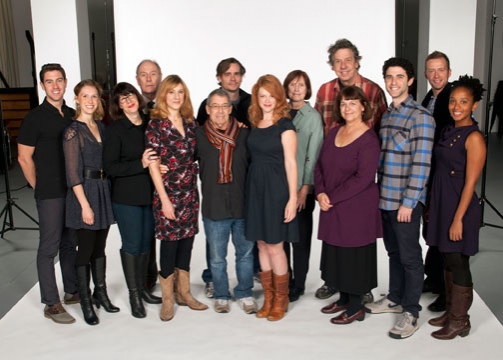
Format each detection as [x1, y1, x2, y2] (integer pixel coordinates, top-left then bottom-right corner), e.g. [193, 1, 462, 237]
[1, 135, 502, 325]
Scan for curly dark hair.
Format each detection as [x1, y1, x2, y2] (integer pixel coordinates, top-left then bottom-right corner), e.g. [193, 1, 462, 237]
[451, 75, 486, 102]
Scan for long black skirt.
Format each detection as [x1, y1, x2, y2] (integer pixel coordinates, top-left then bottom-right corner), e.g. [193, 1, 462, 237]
[321, 242, 377, 295]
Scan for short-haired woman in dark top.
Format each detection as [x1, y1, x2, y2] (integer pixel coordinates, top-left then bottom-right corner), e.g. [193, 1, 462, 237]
[103, 82, 162, 319]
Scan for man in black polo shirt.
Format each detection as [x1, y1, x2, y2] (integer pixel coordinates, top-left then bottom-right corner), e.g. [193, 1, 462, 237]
[18, 63, 78, 324]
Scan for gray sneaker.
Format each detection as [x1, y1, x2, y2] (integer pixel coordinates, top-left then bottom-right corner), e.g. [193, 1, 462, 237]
[364, 295, 403, 314]
[362, 291, 374, 305]
[237, 296, 258, 314]
[205, 282, 214, 298]
[44, 302, 76, 324]
[214, 299, 230, 313]
[389, 312, 419, 339]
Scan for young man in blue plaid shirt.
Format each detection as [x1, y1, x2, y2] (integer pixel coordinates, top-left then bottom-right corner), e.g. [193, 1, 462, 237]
[365, 57, 435, 339]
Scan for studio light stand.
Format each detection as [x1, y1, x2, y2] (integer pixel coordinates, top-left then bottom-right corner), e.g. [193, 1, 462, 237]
[0, 101, 39, 238]
[480, 0, 503, 229]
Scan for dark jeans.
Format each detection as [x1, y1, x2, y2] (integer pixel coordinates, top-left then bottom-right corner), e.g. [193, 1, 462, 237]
[112, 202, 154, 255]
[75, 228, 110, 266]
[36, 198, 78, 306]
[284, 193, 315, 290]
[160, 237, 194, 278]
[382, 204, 424, 318]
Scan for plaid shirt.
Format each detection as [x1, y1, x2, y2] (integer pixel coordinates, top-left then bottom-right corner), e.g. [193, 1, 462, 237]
[314, 73, 387, 135]
[378, 95, 435, 211]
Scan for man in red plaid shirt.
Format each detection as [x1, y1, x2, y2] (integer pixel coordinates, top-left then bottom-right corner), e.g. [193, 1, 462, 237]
[315, 39, 387, 136]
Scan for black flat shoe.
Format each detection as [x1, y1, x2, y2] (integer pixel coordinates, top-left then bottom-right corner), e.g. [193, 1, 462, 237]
[288, 288, 304, 302]
[427, 295, 446, 312]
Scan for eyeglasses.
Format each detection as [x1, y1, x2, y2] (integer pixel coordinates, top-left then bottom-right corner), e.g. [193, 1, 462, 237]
[208, 104, 231, 110]
[119, 93, 135, 104]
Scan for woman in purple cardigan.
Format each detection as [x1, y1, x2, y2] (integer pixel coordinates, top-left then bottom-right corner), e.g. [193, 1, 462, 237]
[314, 86, 381, 325]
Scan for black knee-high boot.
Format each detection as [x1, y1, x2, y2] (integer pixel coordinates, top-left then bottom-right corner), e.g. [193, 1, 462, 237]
[91, 257, 120, 313]
[138, 252, 162, 304]
[120, 250, 146, 318]
[76, 265, 99, 325]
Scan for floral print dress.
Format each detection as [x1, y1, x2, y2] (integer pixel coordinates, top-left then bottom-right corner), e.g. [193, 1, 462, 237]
[145, 117, 199, 241]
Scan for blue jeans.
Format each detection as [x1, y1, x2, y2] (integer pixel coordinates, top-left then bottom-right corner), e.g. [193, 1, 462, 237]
[382, 204, 425, 317]
[203, 218, 254, 300]
[112, 202, 154, 255]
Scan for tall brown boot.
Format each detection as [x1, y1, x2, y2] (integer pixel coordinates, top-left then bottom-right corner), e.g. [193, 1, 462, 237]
[429, 271, 453, 327]
[256, 270, 274, 318]
[267, 272, 290, 321]
[431, 283, 472, 340]
[159, 273, 175, 321]
[174, 268, 208, 310]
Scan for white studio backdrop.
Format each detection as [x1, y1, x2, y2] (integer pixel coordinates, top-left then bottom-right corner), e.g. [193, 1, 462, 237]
[114, 0, 395, 107]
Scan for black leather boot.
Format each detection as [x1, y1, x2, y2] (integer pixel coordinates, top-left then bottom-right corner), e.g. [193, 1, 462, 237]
[120, 250, 146, 318]
[138, 252, 162, 304]
[91, 257, 120, 313]
[76, 265, 99, 325]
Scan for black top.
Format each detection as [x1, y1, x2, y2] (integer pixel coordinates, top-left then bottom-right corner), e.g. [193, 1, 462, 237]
[103, 114, 153, 206]
[17, 98, 75, 199]
[421, 82, 453, 144]
[196, 88, 251, 128]
[195, 126, 249, 220]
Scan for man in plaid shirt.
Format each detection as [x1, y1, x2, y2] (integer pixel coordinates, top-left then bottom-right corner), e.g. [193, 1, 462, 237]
[365, 57, 435, 340]
[315, 38, 387, 136]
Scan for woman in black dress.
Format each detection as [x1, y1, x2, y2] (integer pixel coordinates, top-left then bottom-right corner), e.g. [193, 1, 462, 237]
[426, 76, 486, 340]
[63, 80, 118, 325]
[246, 74, 298, 321]
[103, 82, 162, 319]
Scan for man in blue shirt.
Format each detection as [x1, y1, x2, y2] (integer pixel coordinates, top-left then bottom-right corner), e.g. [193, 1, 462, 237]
[365, 57, 435, 339]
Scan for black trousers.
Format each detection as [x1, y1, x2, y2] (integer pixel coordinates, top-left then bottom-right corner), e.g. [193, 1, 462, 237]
[284, 194, 315, 290]
[159, 237, 194, 278]
[36, 198, 78, 305]
[75, 228, 109, 266]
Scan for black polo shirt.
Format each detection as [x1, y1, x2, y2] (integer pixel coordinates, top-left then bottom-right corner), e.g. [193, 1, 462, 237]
[17, 98, 75, 199]
[195, 126, 249, 220]
[103, 115, 153, 206]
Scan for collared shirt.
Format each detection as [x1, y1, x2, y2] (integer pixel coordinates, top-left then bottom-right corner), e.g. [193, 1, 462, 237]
[291, 102, 324, 191]
[315, 73, 387, 135]
[17, 98, 75, 199]
[378, 95, 435, 210]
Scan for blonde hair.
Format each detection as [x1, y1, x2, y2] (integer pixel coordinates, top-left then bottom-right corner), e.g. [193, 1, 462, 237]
[151, 75, 194, 122]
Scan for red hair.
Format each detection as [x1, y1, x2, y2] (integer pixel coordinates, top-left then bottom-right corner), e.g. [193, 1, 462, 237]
[248, 74, 290, 127]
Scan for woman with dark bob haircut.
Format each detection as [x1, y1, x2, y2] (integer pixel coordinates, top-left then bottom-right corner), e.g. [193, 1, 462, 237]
[103, 82, 163, 319]
[315, 85, 381, 325]
[282, 70, 324, 303]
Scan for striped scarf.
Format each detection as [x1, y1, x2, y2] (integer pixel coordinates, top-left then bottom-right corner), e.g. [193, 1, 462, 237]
[204, 117, 240, 184]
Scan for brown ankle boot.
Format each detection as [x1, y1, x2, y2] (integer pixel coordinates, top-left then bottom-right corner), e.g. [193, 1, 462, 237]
[174, 268, 208, 311]
[431, 283, 472, 340]
[256, 270, 274, 318]
[267, 272, 289, 321]
[159, 273, 174, 321]
[429, 271, 453, 327]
